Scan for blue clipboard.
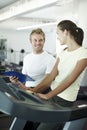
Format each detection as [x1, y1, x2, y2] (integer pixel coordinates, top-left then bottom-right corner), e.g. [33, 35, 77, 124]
[2, 71, 35, 83]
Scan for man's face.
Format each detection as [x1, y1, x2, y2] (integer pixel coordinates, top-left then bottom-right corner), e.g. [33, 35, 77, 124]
[30, 34, 45, 53]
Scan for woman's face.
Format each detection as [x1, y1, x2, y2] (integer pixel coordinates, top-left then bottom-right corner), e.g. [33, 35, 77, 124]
[57, 27, 67, 45]
[30, 34, 45, 54]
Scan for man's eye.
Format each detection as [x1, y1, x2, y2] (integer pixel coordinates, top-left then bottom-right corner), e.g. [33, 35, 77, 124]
[39, 39, 43, 42]
[34, 39, 37, 42]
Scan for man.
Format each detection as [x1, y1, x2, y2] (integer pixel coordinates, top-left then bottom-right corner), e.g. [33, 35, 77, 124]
[10, 28, 56, 90]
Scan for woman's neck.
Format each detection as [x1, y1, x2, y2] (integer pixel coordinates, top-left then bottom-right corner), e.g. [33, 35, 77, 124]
[66, 40, 81, 52]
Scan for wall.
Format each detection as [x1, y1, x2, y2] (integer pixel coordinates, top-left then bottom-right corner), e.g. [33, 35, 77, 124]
[78, 0, 87, 48]
[0, 0, 87, 64]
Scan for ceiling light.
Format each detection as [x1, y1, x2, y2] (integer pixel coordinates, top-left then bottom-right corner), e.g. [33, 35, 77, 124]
[16, 22, 57, 30]
[56, 0, 74, 6]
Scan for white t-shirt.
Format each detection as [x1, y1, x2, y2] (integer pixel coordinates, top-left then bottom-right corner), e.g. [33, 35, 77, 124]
[51, 47, 87, 101]
[22, 51, 56, 87]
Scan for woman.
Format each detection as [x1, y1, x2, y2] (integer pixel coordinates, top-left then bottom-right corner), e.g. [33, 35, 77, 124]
[11, 20, 87, 130]
[31, 20, 87, 130]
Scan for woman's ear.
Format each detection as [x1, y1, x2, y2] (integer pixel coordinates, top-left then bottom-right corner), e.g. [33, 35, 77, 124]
[64, 29, 69, 36]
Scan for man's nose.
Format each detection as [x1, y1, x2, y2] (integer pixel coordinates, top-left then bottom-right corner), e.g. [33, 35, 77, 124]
[36, 40, 41, 44]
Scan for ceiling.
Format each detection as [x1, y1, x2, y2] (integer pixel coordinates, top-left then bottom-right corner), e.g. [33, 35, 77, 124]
[0, 0, 18, 9]
[0, 0, 77, 31]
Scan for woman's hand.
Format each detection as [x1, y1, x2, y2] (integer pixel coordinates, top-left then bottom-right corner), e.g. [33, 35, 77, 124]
[9, 76, 19, 84]
[34, 93, 49, 100]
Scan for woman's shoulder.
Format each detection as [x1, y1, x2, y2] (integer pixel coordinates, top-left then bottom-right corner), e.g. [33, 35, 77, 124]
[82, 46, 87, 51]
[80, 46, 87, 54]
[78, 47, 87, 60]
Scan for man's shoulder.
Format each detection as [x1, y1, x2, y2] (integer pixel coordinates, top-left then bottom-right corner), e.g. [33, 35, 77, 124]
[44, 51, 54, 57]
[24, 53, 32, 59]
[44, 51, 56, 61]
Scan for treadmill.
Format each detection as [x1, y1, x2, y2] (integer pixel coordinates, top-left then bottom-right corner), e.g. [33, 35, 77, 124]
[0, 77, 87, 130]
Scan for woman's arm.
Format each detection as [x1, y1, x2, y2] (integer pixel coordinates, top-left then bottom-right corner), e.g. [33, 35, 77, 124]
[32, 58, 59, 93]
[36, 59, 87, 100]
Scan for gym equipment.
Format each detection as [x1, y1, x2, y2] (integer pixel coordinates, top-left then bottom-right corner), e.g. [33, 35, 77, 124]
[0, 77, 87, 130]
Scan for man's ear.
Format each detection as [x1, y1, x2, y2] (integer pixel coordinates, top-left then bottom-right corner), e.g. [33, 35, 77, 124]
[30, 38, 32, 43]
